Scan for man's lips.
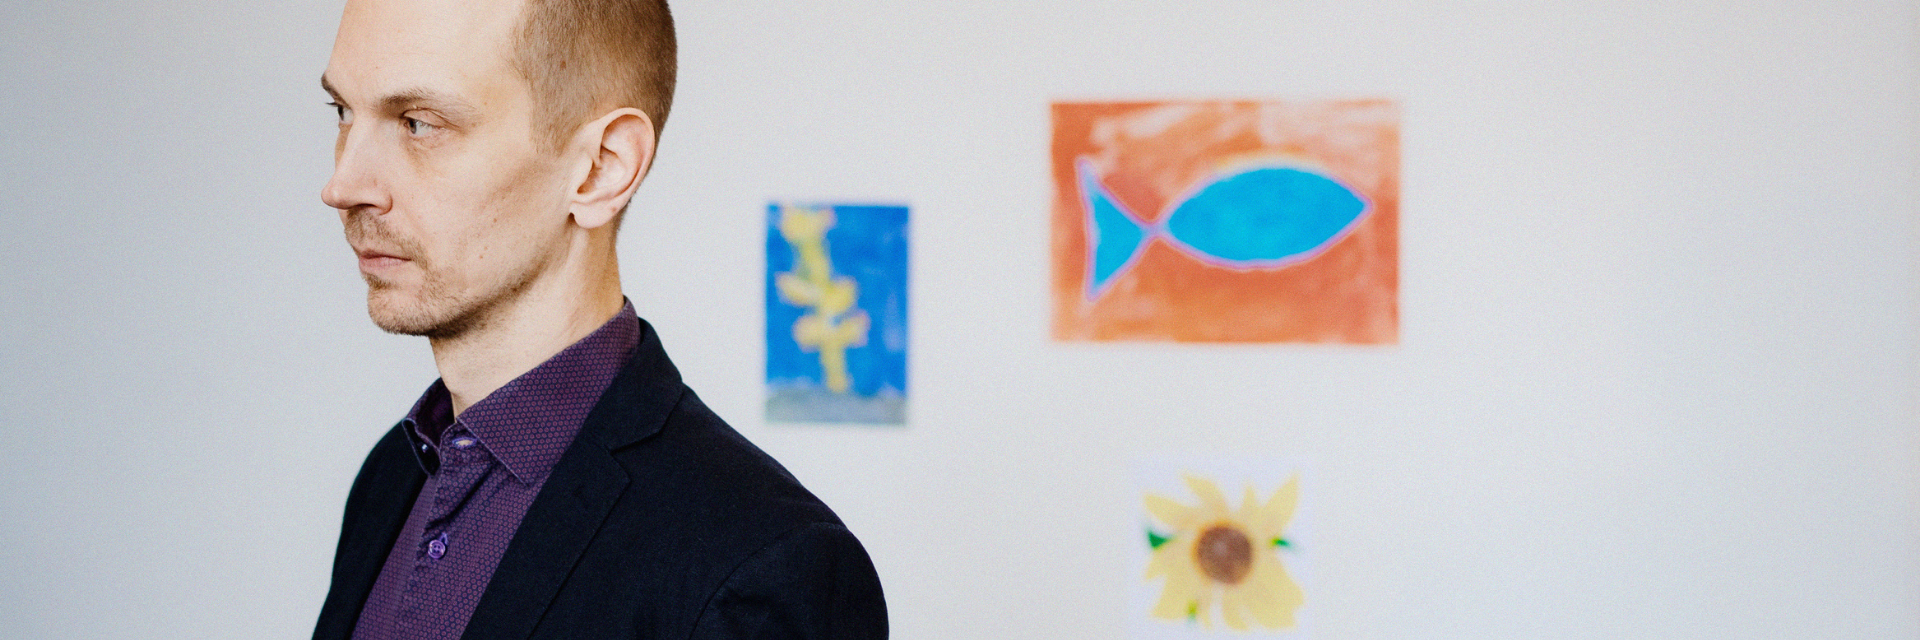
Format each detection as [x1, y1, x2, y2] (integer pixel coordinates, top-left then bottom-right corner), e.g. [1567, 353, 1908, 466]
[355, 248, 411, 271]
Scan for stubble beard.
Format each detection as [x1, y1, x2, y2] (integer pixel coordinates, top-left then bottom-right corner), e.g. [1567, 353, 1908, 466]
[365, 273, 474, 339]
[365, 265, 543, 341]
[349, 211, 523, 341]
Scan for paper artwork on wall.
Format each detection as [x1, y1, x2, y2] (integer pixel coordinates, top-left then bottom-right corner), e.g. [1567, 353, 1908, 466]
[765, 202, 909, 425]
[1052, 100, 1400, 343]
[1131, 458, 1308, 639]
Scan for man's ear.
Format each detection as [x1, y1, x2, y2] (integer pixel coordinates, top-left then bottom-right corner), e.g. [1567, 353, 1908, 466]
[568, 108, 656, 230]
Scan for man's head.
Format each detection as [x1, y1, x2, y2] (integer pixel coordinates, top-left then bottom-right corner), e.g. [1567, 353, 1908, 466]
[320, 0, 674, 339]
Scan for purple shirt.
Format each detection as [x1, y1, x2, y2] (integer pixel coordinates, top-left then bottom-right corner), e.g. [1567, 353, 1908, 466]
[351, 303, 640, 640]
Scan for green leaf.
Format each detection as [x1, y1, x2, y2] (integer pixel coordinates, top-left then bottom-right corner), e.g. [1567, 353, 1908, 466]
[1147, 529, 1170, 549]
[1272, 537, 1290, 548]
[1186, 601, 1199, 621]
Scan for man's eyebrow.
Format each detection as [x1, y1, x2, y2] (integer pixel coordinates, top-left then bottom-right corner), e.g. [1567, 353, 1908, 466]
[379, 88, 480, 122]
[320, 74, 342, 102]
[318, 75, 479, 122]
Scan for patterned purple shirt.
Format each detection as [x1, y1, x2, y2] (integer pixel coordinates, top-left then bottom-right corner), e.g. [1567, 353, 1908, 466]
[351, 302, 640, 640]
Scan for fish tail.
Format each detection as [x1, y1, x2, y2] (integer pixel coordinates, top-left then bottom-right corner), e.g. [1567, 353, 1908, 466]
[1077, 158, 1150, 299]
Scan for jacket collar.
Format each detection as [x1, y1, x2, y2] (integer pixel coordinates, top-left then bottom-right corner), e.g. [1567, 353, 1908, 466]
[457, 317, 685, 640]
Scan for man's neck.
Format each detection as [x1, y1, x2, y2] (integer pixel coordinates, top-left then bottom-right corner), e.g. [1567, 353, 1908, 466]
[428, 243, 624, 416]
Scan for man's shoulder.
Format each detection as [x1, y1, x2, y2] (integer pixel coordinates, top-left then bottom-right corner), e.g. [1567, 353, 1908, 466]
[613, 387, 844, 536]
[519, 381, 885, 637]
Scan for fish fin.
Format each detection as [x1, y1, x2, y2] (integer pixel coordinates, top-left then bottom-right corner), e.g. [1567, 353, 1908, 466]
[1077, 158, 1149, 299]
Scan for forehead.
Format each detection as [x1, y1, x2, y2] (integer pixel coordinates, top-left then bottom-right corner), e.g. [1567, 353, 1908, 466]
[325, 0, 527, 99]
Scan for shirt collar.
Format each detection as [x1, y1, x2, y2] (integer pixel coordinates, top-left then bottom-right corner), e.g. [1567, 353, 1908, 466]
[400, 381, 453, 474]
[400, 300, 641, 484]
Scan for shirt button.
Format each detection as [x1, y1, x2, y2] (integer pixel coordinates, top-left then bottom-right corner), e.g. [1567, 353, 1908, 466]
[427, 533, 448, 559]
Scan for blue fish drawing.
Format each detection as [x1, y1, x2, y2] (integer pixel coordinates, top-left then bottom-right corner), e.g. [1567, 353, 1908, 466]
[1077, 157, 1370, 299]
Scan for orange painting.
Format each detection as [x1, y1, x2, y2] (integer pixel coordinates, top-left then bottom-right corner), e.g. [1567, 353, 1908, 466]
[1050, 100, 1399, 343]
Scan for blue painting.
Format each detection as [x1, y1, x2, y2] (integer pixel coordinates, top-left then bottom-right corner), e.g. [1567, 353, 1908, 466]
[765, 203, 909, 424]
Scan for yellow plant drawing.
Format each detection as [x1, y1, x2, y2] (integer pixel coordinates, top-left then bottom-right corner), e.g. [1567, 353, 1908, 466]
[773, 204, 870, 394]
[1144, 474, 1303, 632]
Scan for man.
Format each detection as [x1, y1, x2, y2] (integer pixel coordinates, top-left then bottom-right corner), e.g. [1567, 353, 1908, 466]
[310, 0, 887, 638]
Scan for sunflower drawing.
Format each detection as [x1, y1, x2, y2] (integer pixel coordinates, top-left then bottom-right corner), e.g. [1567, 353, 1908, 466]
[1143, 474, 1303, 631]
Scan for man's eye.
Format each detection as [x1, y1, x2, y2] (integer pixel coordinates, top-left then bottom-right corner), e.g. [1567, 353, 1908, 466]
[404, 117, 434, 135]
[326, 102, 350, 124]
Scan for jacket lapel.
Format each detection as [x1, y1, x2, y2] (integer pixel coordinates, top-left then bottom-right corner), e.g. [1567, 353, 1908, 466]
[459, 320, 684, 640]
[312, 425, 427, 640]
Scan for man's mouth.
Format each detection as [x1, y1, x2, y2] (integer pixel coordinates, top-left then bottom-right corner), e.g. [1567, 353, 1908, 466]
[355, 247, 411, 273]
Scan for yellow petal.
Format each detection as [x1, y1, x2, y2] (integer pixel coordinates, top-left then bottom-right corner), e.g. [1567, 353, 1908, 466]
[1145, 493, 1200, 531]
[1254, 476, 1300, 539]
[1144, 542, 1178, 579]
[1195, 586, 1216, 629]
[1243, 553, 1303, 629]
[1236, 484, 1261, 524]
[1149, 560, 1200, 621]
[1183, 474, 1231, 520]
[1219, 586, 1250, 631]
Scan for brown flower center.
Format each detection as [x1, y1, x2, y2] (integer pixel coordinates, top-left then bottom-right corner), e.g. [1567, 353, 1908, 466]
[1194, 524, 1253, 584]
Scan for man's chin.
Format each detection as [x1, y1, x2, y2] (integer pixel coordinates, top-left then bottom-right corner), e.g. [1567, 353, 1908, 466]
[368, 310, 435, 337]
[366, 290, 445, 337]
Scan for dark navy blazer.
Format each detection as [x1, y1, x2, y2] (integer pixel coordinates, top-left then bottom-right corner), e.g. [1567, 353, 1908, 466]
[313, 320, 888, 639]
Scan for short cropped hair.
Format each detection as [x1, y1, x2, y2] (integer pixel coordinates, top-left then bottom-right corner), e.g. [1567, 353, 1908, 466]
[512, 0, 676, 151]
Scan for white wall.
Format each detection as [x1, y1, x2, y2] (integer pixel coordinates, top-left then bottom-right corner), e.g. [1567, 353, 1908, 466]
[2, 1, 1916, 638]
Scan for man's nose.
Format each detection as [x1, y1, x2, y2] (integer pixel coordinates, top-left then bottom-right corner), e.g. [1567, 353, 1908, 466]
[322, 126, 389, 213]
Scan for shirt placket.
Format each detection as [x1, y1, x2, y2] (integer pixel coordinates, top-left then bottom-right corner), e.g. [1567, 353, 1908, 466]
[396, 425, 493, 637]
